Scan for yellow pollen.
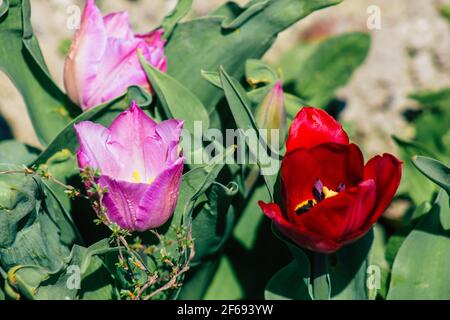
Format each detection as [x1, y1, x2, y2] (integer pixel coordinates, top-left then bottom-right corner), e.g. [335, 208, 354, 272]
[132, 170, 142, 183]
[148, 176, 155, 184]
[323, 186, 338, 199]
[295, 199, 317, 212]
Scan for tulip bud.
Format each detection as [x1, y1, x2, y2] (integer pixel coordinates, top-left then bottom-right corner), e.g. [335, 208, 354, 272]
[255, 81, 287, 147]
[64, 0, 166, 110]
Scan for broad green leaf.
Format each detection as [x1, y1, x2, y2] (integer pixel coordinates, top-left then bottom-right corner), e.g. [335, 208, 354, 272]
[233, 183, 268, 249]
[191, 182, 237, 262]
[385, 202, 432, 271]
[165, 0, 342, 112]
[368, 224, 389, 299]
[219, 67, 280, 198]
[329, 230, 373, 300]
[412, 156, 450, 195]
[161, 0, 193, 39]
[0, 0, 79, 145]
[0, 140, 40, 165]
[410, 88, 450, 111]
[139, 53, 209, 133]
[387, 190, 450, 300]
[278, 32, 370, 107]
[265, 237, 311, 300]
[393, 136, 438, 204]
[0, 167, 74, 271]
[204, 255, 244, 300]
[78, 240, 117, 300]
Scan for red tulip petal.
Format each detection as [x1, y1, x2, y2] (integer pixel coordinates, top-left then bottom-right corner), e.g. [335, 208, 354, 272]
[258, 201, 342, 253]
[295, 180, 376, 244]
[281, 143, 364, 218]
[363, 153, 403, 227]
[286, 107, 349, 152]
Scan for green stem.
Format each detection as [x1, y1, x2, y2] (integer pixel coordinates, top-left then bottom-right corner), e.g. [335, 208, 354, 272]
[311, 253, 330, 300]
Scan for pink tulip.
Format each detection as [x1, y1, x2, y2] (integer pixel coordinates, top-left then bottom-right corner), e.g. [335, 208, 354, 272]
[74, 101, 184, 231]
[64, 0, 167, 110]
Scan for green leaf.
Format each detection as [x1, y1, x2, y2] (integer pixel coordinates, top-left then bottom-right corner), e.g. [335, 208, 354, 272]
[191, 182, 237, 262]
[204, 255, 245, 300]
[265, 235, 311, 300]
[233, 183, 268, 249]
[219, 67, 280, 198]
[172, 145, 236, 227]
[245, 59, 278, 87]
[139, 53, 209, 133]
[393, 136, 438, 204]
[165, 0, 342, 112]
[161, 0, 193, 39]
[329, 230, 374, 300]
[0, 140, 40, 165]
[412, 156, 450, 195]
[0, 167, 75, 271]
[0, 0, 79, 145]
[278, 32, 370, 107]
[410, 88, 450, 111]
[78, 240, 117, 300]
[368, 224, 389, 299]
[387, 190, 450, 299]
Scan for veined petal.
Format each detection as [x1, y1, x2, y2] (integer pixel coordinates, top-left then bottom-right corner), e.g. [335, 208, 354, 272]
[98, 175, 150, 230]
[82, 38, 149, 107]
[134, 157, 184, 231]
[103, 12, 134, 39]
[137, 29, 167, 72]
[64, 0, 107, 109]
[363, 153, 402, 227]
[74, 121, 123, 177]
[286, 107, 349, 152]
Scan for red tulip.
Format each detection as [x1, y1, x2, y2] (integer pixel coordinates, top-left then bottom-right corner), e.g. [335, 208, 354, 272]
[259, 107, 402, 253]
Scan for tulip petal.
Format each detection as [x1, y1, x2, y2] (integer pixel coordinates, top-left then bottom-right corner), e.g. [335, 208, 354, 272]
[363, 154, 402, 227]
[74, 121, 124, 177]
[281, 143, 364, 219]
[134, 158, 184, 231]
[286, 107, 349, 152]
[103, 12, 134, 39]
[99, 175, 150, 230]
[64, 0, 107, 108]
[258, 201, 342, 253]
[295, 180, 376, 247]
[137, 29, 167, 71]
[82, 38, 150, 107]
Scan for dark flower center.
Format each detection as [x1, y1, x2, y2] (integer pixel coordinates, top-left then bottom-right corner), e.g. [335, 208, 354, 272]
[295, 179, 345, 214]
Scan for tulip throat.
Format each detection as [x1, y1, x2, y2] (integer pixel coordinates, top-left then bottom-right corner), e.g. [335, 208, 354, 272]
[294, 179, 345, 214]
[132, 170, 142, 183]
[132, 170, 155, 184]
